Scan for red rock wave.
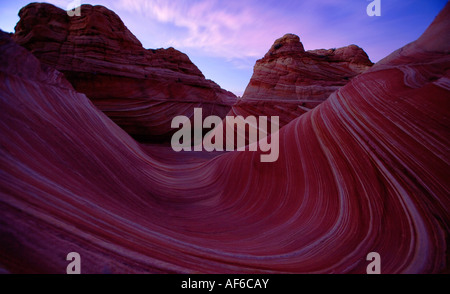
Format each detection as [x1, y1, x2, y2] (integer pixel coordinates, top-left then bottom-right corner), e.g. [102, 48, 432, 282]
[0, 3, 449, 274]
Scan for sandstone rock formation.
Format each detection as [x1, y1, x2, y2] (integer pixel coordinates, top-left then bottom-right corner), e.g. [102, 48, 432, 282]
[12, 3, 236, 142]
[0, 3, 449, 274]
[242, 33, 373, 104]
[230, 34, 373, 129]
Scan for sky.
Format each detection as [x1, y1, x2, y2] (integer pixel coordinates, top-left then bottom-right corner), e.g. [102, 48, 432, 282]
[0, 0, 447, 96]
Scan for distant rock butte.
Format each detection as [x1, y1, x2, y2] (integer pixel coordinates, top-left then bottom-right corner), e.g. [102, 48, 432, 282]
[242, 33, 373, 105]
[13, 3, 236, 142]
[229, 34, 373, 139]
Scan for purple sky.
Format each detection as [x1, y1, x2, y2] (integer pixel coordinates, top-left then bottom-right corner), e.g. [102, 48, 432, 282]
[0, 0, 447, 96]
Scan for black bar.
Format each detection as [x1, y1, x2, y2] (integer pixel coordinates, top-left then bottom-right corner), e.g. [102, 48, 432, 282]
[1, 274, 447, 293]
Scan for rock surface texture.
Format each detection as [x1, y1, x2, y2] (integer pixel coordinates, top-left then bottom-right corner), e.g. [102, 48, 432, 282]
[232, 34, 373, 128]
[12, 3, 236, 142]
[0, 3, 449, 274]
[242, 33, 373, 104]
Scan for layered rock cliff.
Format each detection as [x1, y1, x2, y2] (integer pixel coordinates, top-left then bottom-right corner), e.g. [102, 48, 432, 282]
[225, 34, 373, 144]
[230, 34, 373, 129]
[242, 33, 373, 104]
[12, 3, 236, 142]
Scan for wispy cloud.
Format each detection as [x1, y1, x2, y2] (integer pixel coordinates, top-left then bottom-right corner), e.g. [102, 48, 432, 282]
[114, 0, 322, 66]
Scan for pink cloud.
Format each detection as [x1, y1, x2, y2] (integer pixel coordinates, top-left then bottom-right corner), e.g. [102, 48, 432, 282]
[115, 0, 313, 62]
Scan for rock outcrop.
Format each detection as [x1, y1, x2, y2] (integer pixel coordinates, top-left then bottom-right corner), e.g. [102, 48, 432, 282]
[12, 3, 236, 142]
[0, 3, 449, 274]
[230, 34, 373, 130]
[242, 33, 373, 104]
